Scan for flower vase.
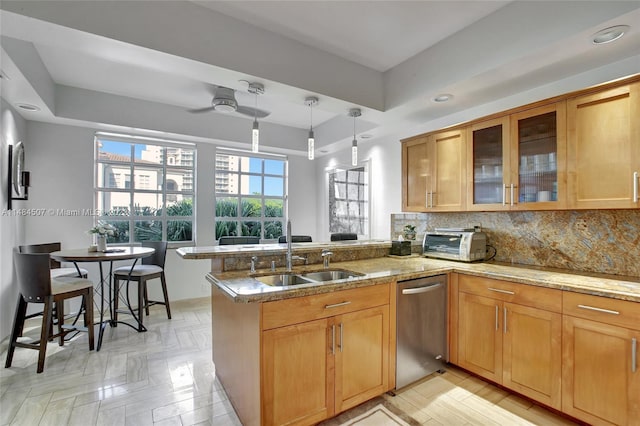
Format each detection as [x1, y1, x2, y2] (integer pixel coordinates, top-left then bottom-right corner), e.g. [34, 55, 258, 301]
[96, 235, 107, 252]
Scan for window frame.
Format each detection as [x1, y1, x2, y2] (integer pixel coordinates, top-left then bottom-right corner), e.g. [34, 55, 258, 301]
[214, 148, 288, 242]
[93, 133, 197, 247]
[326, 160, 371, 239]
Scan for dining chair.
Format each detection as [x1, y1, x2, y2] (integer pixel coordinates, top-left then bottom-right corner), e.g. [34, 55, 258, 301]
[218, 236, 260, 245]
[330, 233, 358, 241]
[19, 242, 88, 279]
[113, 241, 171, 329]
[5, 250, 94, 373]
[278, 235, 313, 243]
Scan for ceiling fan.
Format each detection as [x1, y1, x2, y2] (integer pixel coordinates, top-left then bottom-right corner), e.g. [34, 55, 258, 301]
[189, 83, 270, 118]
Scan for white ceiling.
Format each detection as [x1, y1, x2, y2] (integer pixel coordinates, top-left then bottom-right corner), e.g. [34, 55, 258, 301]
[1, 1, 639, 156]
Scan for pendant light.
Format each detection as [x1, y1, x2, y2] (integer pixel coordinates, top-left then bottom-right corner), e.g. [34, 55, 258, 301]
[305, 97, 318, 160]
[349, 108, 361, 166]
[248, 83, 264, 153]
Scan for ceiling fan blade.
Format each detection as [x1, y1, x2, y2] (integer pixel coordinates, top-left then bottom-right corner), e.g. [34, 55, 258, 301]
[236, 105, 270, 118]
[188, 106, 217, 114]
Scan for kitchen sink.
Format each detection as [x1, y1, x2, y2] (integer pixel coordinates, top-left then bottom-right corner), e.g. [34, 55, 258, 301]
[254, 269, 364, 287]
[254, 273, 314, 286]
[299, 269, 363, 281]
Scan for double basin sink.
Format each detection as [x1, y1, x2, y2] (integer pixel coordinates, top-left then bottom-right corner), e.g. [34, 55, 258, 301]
[254, 269, 364, 287]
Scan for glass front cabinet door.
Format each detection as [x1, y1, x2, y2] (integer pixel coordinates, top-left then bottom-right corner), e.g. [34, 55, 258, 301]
[468, 103, 566, 210]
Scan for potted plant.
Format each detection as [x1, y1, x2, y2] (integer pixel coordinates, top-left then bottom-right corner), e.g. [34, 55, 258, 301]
[88, 222, 118, 252]
[403, 224, 417, 240]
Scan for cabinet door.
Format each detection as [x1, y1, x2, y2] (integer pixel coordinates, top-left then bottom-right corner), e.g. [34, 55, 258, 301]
[402, 137, 429, 211]
[262, 318, 333, 426]
[567, 83, 640, 209]
[562, 316, 640, 426]
[429, 129, 466, 211]
[458, 292, 502, 383]
[502, 302, 562, 410]
[467, 117, 510, 210]
[510, 102, 567, 210]
[334, 305, 389, 413]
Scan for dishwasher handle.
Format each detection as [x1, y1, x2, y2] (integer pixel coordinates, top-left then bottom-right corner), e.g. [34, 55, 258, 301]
[401, 283, 444, 295]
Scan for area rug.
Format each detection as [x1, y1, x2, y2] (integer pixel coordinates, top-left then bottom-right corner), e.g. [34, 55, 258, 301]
[318, 396, 420, 426]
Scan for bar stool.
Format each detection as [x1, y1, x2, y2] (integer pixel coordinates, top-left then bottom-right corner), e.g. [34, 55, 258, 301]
[330, 233, 358, 241]
[218, 236, 260, 245]
[19, 242, 89, 278]
[5, 250, 94, 373]
[113, 241, 170, 329]
[278, 235, 312, 243]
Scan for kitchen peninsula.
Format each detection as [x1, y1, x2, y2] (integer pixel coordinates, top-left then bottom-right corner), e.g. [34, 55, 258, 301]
[178, 242, 640, 426]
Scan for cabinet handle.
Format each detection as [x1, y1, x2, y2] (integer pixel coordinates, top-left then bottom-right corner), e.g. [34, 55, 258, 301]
[503, 307, 508, 334]
[325, 301, 351, 309]
[632, 338, 637, 373]
[488, 287, 515, 295]
[502, 184, 507, 206]
[402, 283, 443, 295]
[425, 190, 429, 208]
[510, 184, 515, 206]
[633, 171, 638, 203]
[495, 305, 499, 331]
[339, 323, 344, 353]
[577, 304, 620, 315]
[331, 324, 335, 355]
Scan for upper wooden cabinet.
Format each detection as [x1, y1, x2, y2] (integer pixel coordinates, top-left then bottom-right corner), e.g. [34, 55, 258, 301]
[402, 129, 466, 212]
[402, 136, 429, 211]
[466, 103, 567, 211]
[403, 75, 639, 212]
[567, 82, 640, 209]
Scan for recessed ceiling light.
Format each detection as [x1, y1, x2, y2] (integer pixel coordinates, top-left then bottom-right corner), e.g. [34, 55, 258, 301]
[592, 25, 629, 44]
[16, 103, 41, 111]
[360, 134, 373, 139]
[433, 94, 453, 103]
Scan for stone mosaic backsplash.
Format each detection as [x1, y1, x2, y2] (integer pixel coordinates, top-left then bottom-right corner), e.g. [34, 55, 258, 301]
[391, 210, 640, 277]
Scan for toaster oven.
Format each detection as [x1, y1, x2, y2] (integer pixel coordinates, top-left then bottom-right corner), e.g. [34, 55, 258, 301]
[422, 228, 487, 262]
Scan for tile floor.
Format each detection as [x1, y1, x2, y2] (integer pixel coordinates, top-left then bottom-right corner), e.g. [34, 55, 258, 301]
[1, 297, 577, 425]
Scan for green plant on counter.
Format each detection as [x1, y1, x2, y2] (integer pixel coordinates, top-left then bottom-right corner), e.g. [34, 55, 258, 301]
[403, 224, 417, 240]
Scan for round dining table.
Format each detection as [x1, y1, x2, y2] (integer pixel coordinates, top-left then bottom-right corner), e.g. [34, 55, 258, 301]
[50, 246, 155, 350]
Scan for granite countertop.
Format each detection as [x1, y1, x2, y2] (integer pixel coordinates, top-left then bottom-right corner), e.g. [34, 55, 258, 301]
[206, 256, 640, 304]
[177, 240, 392, 259]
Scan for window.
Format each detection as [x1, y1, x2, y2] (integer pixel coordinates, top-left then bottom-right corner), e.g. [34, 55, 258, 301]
[215, 149, 286, 241]
[328, 163, 369, 238]
[94, 134, 196, 244]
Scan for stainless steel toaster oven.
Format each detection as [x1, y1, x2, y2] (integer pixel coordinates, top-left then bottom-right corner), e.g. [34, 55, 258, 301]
[422, 228, 487, 262]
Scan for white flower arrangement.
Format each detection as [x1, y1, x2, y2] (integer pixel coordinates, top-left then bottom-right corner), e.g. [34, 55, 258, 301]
[88, 222, 118, 237]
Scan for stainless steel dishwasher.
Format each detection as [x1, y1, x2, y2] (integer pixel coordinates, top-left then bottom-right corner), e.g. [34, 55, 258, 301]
[396, 275, 448, 389]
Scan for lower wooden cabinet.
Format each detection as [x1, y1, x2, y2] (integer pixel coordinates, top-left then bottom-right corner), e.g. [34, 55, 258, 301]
[261, 285, 391, 426]
[562, 292, 640, 426]
[456, 274, 562, 410]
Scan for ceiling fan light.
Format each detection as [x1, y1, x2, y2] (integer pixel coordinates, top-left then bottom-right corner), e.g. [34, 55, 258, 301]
[308, 129, 315, 160]
[252, 120, 260, 153]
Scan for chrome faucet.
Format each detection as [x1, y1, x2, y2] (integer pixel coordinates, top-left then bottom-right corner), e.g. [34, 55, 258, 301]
[250, 256, 258, 273]
[321, 249, 333, 269]
[285, 220, 306, 271]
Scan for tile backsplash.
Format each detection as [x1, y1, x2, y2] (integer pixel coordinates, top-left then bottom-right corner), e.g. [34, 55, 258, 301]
[391, 210, 640, 277]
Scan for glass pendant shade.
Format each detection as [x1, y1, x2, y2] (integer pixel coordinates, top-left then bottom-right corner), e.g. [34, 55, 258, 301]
[252, 119, 259, 153]
[308, 129, 315, 160]
[351, 138, 358, 166]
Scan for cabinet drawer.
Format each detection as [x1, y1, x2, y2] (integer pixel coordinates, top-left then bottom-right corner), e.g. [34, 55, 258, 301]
[262, 283, 390, 330]
[459, 275, 562, 313]
[563, 291, 640, 330]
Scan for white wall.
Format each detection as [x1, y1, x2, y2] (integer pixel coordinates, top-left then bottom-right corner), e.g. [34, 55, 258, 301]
[3, 120, 319, 341]
[0, 99, 27, 340]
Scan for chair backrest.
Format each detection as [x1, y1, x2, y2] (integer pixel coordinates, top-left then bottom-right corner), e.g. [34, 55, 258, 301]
[330, 233, 358, 241]
[218, 236, 260, 245]
[141, 241, 168, 268]
[13, 249, 52, 302]
[19, 242, 62, 269]
[278, 235, 313, 243]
